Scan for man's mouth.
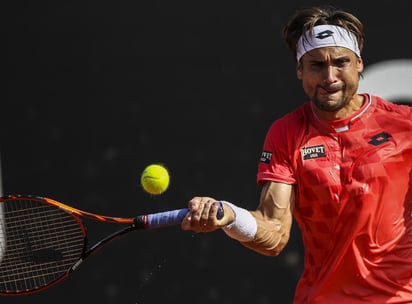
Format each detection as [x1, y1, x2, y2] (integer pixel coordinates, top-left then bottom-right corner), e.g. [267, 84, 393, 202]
[319, 86, 340, 95]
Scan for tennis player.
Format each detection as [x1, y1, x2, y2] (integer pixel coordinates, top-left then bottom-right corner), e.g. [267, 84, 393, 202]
[181, 5, 412, 303]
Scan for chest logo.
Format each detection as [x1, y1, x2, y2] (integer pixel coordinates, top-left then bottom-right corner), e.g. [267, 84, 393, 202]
[301, 145, 326, 160]
[368, 132, 392, 146]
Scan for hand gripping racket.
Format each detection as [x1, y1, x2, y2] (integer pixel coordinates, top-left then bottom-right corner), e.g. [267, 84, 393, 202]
[0, 194, 223, 296]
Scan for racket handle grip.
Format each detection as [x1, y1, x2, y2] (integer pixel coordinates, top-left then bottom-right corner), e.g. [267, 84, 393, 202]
[140, 201, 224, 229]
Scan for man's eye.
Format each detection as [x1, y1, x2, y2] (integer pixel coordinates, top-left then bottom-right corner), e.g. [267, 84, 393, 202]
[335, 59, 349, 67]
[311, 63, 324, 69]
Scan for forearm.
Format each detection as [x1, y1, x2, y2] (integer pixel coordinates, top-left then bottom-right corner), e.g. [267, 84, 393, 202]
[222, 203, 292, 257]
[241, 210, 292, 257]
[182, 182, 294, 256]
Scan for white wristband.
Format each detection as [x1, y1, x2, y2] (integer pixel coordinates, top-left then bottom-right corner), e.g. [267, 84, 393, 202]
[222, 201, 257, 242]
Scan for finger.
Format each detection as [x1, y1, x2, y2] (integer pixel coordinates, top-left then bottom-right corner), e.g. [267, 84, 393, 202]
[188, 197, 202, 211]
[184, 197, 219, 232]
[181, 214, 191, 230]
[200, 200, 214, 227]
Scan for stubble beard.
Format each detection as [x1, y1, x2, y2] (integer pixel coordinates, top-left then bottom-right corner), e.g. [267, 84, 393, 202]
[311, 88, 351, 113]
[312, 96, 347, 112]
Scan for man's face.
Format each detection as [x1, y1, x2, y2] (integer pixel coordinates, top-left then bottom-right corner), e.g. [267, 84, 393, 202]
[297, 46, 364, 118]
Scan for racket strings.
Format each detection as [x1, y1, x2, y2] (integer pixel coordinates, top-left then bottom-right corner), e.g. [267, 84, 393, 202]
[0, 199, 85, 294]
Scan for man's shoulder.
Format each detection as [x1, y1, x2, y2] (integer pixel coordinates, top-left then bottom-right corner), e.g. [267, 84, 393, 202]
[372, 95, 412, 117]
[265, 102, 310, 145]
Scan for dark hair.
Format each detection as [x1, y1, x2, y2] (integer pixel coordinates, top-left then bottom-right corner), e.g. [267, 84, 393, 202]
[282, 5, 365, 61]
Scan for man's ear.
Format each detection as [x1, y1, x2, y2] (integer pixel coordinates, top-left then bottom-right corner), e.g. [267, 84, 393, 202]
[357, 56, 364, 73]
[297, 62, 303, 80]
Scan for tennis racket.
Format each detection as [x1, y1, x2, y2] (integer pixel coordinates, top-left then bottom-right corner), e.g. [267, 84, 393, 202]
[0, 194, 223, 296]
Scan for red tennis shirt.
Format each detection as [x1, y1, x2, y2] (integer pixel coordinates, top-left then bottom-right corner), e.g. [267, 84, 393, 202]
[257, 95, 412, 303]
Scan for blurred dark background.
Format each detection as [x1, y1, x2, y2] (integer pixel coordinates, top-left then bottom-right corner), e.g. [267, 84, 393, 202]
[3, 0, 412, 303]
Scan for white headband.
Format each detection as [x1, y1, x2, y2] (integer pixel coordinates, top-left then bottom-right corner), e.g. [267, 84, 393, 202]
[296, 24, 360, 61]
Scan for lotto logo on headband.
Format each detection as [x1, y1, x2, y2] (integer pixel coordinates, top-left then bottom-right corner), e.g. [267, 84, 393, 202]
[315, 30, 334, 39]
[296, 24, 361, 61]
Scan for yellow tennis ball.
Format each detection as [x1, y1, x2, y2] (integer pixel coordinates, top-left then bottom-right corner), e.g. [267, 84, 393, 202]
[140, 164, 170, 195]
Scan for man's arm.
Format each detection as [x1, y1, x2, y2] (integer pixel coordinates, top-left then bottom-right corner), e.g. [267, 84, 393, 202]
[241, 181, 294, 256]
[181, 181, 294, 257]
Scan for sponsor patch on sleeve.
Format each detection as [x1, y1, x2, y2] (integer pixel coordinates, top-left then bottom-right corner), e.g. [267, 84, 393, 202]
[260, 151, 272, 164]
